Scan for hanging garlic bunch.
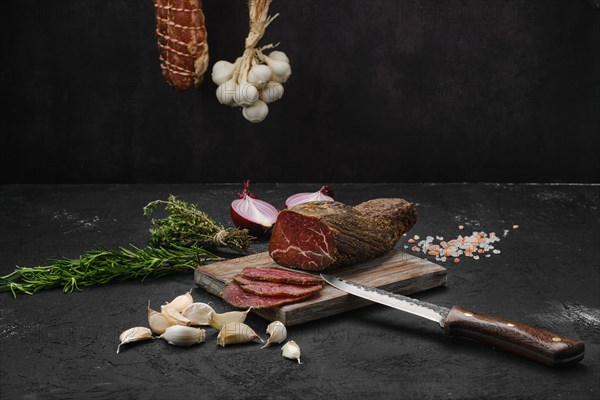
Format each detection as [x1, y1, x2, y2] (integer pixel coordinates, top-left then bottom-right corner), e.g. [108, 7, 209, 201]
[211, 0, 290, 123]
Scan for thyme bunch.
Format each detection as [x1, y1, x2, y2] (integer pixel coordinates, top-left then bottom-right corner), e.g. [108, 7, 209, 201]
[0, 245, 221, 298]
[144, 195, 253, 253]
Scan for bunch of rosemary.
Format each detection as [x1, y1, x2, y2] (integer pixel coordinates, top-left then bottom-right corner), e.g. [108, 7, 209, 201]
[0, 245, 221, 298]
[144, 195, 253, 253]
[1, 195, 254, 297]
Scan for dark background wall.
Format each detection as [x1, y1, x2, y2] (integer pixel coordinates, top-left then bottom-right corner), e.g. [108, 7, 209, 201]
[1, 0, 599, 183]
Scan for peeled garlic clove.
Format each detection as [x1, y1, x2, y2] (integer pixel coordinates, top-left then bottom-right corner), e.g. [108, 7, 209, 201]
[211, 60, 236, 85]
[261, 321, 287, 349]
[259, 82, 284, 104]
[160, 325, 206, 347]
[165, 289, 193, 312]
[234, 83, 259, 107]
[182, 302, 214, 326]
[148, 301, 175, 334]
[265, 58, 291, 83]
[242, 100, 269, 123]
[281, 340, 302, 364]
[247, 64, 272, 88]
[217, 322, 264, 347]
[209, 308, 252, 330]
[117, 327, 154, 354]
[216, 79, 237, 106]
[161, 305, 192, 326]
[268, 50, 290, 64]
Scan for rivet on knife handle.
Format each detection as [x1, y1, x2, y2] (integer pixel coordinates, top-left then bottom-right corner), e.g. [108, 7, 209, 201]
[444, 305, 585, 367]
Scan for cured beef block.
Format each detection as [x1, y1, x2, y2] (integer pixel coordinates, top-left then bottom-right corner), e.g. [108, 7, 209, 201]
[233, 275, 323, 297]
[269, 199, 417, 271]
[153, 0, 209, 89]
[222, 283, 317, 309]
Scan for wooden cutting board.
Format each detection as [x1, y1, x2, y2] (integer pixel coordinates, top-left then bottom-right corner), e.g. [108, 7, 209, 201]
[195, 249, 447, 326]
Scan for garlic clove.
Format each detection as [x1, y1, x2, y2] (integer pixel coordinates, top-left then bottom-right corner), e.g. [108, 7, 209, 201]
[211, 60, 236, 85]
[117, 327, 154, 354]
[247, 64, 272, 88]
[182, 302, 215, 326]
[148, 301, 175, 334]
[209, 308, 252, 330]
[259, 82, 284, 104]
[216, 78, 238, 106]
[242, 100, 269, 123]
[265, 58, 291, 83]
[234, 83, 259, 107]
[261, 321, 287, 349]
[217, 322, 264, 347]
[268, 50, 290, 64]
[164, 289, 194, 312]
[160, 325, 206, 347]
[281, 340, 302, 364]
[161, 305, 192, 326]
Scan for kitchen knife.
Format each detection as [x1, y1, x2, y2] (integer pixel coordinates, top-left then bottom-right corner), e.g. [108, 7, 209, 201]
[320, 274, 585, 367]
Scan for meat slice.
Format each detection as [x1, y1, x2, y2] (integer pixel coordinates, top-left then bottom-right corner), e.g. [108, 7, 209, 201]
[233, 275, 323, 297]
[222, 282, 316, 309]
[241, 267, 323, 286]
[269, 199, 417, 271]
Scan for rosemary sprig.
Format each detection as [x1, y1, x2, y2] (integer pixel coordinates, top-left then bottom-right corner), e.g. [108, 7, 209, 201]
[144, 195, 254, 253]
[0, 244, 222, 298]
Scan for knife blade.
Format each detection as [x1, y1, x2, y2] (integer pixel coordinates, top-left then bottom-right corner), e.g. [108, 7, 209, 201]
[320, 274, 585, 367]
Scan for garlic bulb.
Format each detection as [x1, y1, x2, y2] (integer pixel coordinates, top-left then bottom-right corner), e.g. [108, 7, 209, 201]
[217, 322, 264, 347]
[265, 57, 291, 83]
[211, 0, 289, 122]
[259, 82, 284, 104]
[242, 100, 269, 123]
[268, 50, 289, 64]
[281, 340, 302, 364]
[247, 64, 272, 88]
[209, 308, 252, 330]
[182, 303, 214, 326]
[160, 325, 206, 347]
[161, 305, 192, 326]
[216, 78, 237, 106]
[148, 301, 175, 334]
[117, 327, 154, 354]
[234, 83, 259, 107]
[261, 321, 287, 348]
[164, 289, 193, 312]
[211, 60, 236, 85]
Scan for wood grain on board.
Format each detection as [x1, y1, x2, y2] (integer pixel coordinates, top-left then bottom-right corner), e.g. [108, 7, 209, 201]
[195, 249, 447, 326]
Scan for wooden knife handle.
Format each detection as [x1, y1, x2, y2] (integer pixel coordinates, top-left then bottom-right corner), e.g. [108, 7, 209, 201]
[444, 305, 585, 367]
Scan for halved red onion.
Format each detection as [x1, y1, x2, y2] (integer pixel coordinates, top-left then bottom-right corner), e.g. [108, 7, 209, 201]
[285, 186, 335, 208]
[230, 180, 278, 236]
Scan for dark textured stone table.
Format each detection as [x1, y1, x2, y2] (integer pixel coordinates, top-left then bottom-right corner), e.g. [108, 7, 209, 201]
[1, 184, 598, 399]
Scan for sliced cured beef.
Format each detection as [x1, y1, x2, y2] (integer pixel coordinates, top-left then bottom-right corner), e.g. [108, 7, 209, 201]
[233, 275, 323, 297]
[241, 266, 323, 285]
[269, 198, 417, 271]
[221, 282, 316, 309]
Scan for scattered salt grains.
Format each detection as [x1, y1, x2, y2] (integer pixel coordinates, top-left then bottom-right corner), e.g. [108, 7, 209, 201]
[404, 225, 515, 264]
